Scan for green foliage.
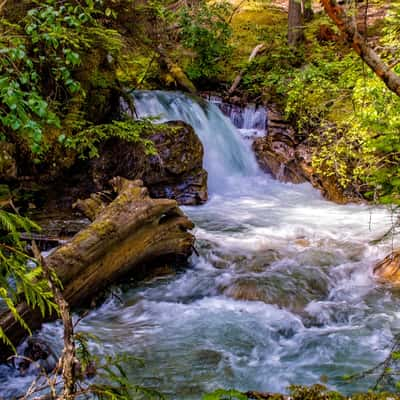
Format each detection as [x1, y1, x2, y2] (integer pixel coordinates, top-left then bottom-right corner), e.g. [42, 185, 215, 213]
[179, 1, 233, 81]
[285, 54, 361, 136]
[0, 200, 57, 351]
[0, 0, 122, 156]
[0, 22, 60, 154]
[59, 118, 159, 159]
[202, 388, 248, 400]
[308, 71, 400, 203]
[275, 1, 400, 207]
[236, 3, 400, 206]
[240, 31, 302, 99]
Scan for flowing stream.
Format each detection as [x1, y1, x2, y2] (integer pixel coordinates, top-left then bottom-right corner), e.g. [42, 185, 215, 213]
[1, 91, 399, 399]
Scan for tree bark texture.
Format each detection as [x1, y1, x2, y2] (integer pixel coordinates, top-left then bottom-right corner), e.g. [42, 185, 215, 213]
[288, 0, 304, 46]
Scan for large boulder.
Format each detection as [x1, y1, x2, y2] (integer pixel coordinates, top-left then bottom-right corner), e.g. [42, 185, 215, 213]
[91, 121, 208, 205]
[252, 132, 306, 184]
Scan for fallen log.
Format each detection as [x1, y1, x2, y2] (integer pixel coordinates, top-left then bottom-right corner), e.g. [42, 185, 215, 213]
[0, 177, 195, 361]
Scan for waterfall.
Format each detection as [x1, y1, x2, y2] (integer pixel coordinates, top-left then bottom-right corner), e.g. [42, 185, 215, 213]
[129, 91, 260, 193]
[207, 95, 267, 133]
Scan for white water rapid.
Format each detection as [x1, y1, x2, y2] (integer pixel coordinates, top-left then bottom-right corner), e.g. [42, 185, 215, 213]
[0, 91, 399, 399]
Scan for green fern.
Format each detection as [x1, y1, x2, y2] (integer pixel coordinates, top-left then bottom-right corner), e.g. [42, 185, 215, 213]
[60, 118, 161, 159]
[0, 208, 57, 351]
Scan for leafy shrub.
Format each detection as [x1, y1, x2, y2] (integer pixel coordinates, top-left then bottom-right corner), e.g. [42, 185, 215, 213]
[179, 1, 232, 81]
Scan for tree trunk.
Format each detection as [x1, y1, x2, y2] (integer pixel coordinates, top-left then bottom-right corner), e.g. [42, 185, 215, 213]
[321, 0, 400, 97]
[288, 0, 304, 47]
[0, 178, 195, 362]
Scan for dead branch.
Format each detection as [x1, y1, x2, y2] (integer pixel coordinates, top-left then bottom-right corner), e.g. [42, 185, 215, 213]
[228, 43, 266, 95]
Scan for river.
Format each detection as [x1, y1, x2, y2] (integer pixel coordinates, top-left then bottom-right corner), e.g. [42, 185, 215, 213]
[0, 91, 398, 399]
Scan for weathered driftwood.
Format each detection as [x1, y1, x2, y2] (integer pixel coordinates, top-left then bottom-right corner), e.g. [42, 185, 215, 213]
[0, 178, 194, 361]
[374, 250, 400, 284]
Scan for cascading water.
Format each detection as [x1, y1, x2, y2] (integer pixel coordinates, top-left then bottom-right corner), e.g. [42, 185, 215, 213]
[1, 91, 399, 399]
[129, 91, 259, 193]
[207, 95, 267, 134]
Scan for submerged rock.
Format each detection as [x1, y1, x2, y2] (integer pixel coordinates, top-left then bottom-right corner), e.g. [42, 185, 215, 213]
[252, 105, 359, 204]
[222, 272, 329, 314]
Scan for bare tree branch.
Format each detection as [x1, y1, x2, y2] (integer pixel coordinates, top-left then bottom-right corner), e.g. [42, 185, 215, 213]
[228, 43, 266, 94]
[32, 242, 78, 400]
[320, 0, 400, 97]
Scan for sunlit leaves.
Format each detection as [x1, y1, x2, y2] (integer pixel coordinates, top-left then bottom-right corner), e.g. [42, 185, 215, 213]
[179, 1, 232, 80]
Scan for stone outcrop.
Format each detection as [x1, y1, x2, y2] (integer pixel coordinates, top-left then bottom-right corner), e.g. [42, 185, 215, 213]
[91, 121, 208, 205]
[10, 120, 207, 218]
[252, 105, 359, 204]
[0, 177, 195, 361]
[374, 250, 400, 284]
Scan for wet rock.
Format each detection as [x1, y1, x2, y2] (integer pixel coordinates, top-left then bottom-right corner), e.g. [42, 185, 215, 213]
[294, 238, 311, 247]
[374, 250, 400, 284]
[223, 272, 328, 313]
[224, 278, 266, 302]
[91, 121, 208, 205]
[18, 120, 207, 218]
[194, 349, 222, 365]
[252, 106, 359, 204]
[18, 338, 57, 375]
[253, 132, 306, 184]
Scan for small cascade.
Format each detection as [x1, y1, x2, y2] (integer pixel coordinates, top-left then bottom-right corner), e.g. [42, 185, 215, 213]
[207, 96, 268, 138]
[128, 91, 260, 193]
